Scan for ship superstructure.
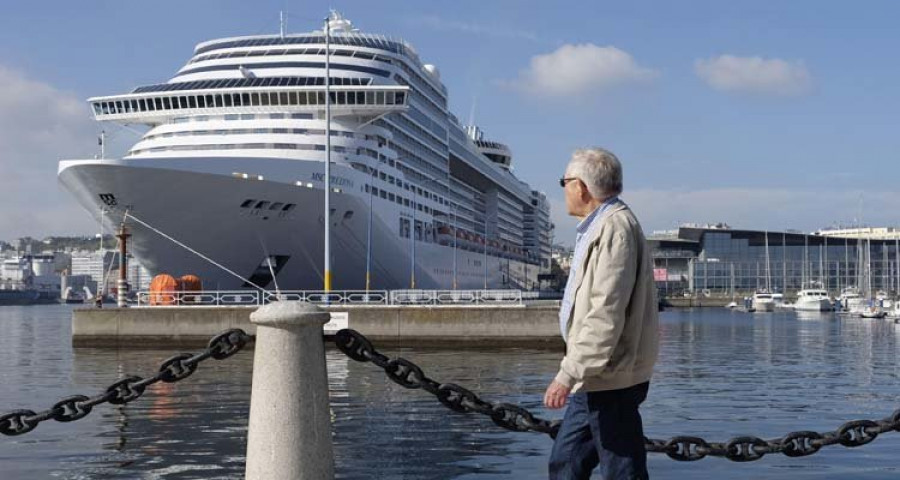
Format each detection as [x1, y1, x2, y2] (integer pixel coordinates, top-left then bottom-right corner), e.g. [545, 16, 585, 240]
[59, 13, 553, 290]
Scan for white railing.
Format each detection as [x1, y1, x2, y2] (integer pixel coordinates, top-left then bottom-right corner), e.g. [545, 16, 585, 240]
[135, 289, 527, 307]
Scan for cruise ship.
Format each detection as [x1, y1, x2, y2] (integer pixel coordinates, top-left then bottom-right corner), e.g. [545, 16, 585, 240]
[58, 13, 553, 291]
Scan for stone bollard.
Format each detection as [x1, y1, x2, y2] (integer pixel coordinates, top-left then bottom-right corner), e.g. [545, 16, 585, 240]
[245, 301, 335, 480]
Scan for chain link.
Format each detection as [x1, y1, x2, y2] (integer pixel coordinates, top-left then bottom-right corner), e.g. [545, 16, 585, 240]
[330, 328, 900, 462]
[0, 329, 254, 436]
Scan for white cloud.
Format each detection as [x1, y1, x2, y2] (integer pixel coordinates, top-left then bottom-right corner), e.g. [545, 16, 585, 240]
[550, 187, 895, 246]
[694, 55, 811, 96]
[504, 44, 657, 97]
[0, 65, 98, 241]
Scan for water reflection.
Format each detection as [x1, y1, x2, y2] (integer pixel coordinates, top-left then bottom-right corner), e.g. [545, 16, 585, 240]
[1, 306, 900, 478]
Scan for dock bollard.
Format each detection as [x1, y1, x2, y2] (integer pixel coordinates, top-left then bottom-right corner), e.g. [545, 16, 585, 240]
[245, 301, 335, 480]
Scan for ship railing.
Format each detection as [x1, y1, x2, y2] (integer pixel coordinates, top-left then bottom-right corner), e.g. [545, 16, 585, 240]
[135, 289, 525, 306]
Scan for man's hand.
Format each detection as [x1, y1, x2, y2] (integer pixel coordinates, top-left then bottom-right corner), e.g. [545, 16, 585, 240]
[543, 380, 571, 409]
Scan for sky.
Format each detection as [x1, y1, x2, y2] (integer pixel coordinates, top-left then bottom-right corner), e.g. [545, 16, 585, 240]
[1, 1, 899, 246]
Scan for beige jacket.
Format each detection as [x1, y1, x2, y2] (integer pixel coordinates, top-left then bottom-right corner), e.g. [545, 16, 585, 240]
[554, 202, 659, 393]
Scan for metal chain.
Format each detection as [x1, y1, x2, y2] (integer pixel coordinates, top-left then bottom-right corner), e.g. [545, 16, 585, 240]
[0, 329, 254, 436]
[330, 328, 900, 462]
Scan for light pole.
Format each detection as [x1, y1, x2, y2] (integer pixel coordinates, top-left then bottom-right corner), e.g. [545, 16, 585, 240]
[323, 16, 333, 292]
[452, 203, 458, 290]
[410, 186, 416, 289]
[365, 181, 373, 293]
[483, 216, 488, 290]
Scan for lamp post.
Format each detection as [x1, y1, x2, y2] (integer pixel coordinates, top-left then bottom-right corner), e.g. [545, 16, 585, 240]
[323, 16, 333, 292]
[365, 181, 373, 293]
[483, 216, 488, 290]
[410, 186, 416, 289]
[452, 203, 458, 290]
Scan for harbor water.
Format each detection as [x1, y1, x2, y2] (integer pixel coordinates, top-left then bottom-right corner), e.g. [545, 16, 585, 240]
[2, 305, 900, 479]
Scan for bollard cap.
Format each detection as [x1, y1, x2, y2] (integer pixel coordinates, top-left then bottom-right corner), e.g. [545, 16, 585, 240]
[250, 301, 331, 328]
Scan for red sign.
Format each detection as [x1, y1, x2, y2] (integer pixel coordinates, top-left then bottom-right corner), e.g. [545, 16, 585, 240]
[653, 268, 667, 282]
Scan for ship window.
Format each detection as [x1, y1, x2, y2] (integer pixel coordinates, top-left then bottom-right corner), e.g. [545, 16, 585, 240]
[155, 98, 163, 110]
[400, 218, 410, 238]
[254, 201, 269, 209]
[372, 187, 379, 196]
[279, 92, 289, 104]
[364, 184, 370, 193]
[269, 202, 284, 210]
[404, 199, 409, 207]
[343, 211, 354, 220]
[283, 203, 296, 212]
[380, 190, 387, 199]
[225, 114, 239, 121]
[270, 93, 280, 106]
[223, 95, 232, 107]
[288, 92, 298, 104]
[366, 92, 374, 104]
[250, 93, 259, 106]
[336, 91, 345, 104]
[163, 98, 172, 109]
[376, 92, 384, 104]
[241, 199, 255, 208]
[396, 92, 405, 104]
[388, 193, 395, 201]
[186, 96, 195, 108]
[260, 93, 270, 106]
[196, 96, 205, 108]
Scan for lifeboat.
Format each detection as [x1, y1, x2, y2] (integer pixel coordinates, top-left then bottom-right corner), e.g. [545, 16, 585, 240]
[149, 274, 180, 306]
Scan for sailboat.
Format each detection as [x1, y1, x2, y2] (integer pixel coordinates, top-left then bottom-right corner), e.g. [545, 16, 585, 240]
[752, 231, 776, 312]
[795, 237, 833, 311]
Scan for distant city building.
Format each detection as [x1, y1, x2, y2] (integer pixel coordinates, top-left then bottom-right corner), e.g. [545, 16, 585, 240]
[816, 227, 900, 240]
[650, 224, 900, 297]
[70, 251, 151, 293]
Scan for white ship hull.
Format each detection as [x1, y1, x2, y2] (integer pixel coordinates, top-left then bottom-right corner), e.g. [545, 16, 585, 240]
[59, 158, 538, 291]
[793, 298, 833, 312]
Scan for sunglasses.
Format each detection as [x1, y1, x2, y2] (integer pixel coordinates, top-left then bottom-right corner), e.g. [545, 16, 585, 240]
[559, 177, 578, 188]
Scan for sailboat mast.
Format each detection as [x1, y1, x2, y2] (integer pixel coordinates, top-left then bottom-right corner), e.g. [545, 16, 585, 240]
[765, 231, 771, 291]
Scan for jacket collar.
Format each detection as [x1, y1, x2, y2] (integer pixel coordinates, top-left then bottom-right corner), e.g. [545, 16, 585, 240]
[571, 201, 629, 290]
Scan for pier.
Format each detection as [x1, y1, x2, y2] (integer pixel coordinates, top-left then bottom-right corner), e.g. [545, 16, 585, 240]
[71, 300, 561, 348]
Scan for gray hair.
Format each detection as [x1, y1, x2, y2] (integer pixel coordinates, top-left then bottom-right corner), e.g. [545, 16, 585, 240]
[566, 147, 623, 198]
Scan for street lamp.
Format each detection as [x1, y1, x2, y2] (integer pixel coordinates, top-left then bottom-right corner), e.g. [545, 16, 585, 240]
[323, 16, 333, 292]
[365, 180, 374, 292]
[483, 215, 488, 290]
[452, 203, 458, 290]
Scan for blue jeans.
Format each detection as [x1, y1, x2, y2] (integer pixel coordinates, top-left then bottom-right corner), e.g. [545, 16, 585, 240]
[548, 382, 650, 480]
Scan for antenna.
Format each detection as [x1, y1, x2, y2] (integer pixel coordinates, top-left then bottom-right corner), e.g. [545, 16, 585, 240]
[279, 11, 286, 38]
[467, 94, 478, 127]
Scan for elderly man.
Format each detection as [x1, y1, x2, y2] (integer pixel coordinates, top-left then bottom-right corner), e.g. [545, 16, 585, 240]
[544, 148, 659, 480]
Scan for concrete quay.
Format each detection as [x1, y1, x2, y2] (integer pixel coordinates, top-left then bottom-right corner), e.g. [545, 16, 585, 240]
[71, 304, 563, 348]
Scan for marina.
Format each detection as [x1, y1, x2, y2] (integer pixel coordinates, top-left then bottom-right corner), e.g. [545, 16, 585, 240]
[4, 304, 900, 478]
